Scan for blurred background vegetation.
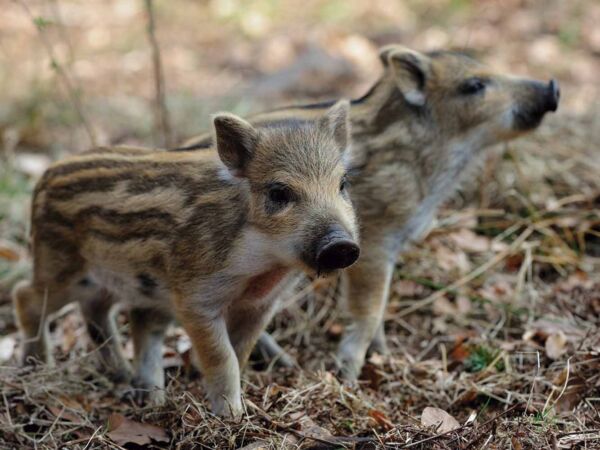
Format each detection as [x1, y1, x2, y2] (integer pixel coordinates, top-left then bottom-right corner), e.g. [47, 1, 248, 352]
[1, 0, 599, 307]
[1, 0, 598, 148]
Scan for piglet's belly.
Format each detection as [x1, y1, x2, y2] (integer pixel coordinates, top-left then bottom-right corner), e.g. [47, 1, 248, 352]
[242, 267, 290, 300]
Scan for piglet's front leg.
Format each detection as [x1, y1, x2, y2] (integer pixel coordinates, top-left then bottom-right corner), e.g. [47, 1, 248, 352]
[176, 302, 242, 417]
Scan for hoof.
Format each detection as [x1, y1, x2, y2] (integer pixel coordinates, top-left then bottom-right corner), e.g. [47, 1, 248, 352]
[335, 349, 364, 381]
[210, 397, 243, 418]
[122, 378, 165, 405]
[367, 338, 389, 356]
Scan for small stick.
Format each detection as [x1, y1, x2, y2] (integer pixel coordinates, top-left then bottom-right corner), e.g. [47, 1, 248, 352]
[144, 0, 173, 148]
[557, 429, 600, 438]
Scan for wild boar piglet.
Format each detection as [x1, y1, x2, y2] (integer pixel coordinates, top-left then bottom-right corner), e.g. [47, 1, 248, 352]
[12, 100, 359, 416]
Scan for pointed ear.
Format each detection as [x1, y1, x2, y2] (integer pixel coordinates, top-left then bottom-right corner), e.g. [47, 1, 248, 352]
[381, 46, 431, 106]
[213, 113, 258, 177]
[378, 44, 403, 67]
[319, 99, 351, 152]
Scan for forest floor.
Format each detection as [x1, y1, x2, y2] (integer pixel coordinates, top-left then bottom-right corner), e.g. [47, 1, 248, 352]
[1, 0, 599, 448]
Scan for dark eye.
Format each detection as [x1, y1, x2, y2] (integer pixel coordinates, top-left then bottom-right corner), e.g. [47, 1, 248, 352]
[458, 77, 486, 95]
[340, 176, 349, 193]
[267, 183, 294, 205]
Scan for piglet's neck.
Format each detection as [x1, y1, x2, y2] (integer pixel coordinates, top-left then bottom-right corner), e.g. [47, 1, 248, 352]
[242, 267, 290, 300]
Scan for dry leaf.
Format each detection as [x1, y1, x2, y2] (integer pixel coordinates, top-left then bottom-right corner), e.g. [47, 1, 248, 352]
[456, 295, 472, 314]
[449, 229, 491, 253]
[0, 335, 16, 362]
[107, 413, 169, 446]
[432, 316, 449, 334]
[450, 343, 470, 363]
[0, 242, 20, 262]
[297, 415, 334, 441]
[478, 277, 515, 303]
[361, 363, 383, 390]
[553, 372, 587, 413]
[394, 279, 425, 297]
[368, 409, 394, 430]
[433, 295, 457, 316]
[545, 331, 568, 360]
[435, 245, 471, 274]
[511, 436, 524, 450]
[48, 406, 84, 424]
[421, 407, 460, 433]
[504, 253, 524, 272]
[237, 443, 269, 450]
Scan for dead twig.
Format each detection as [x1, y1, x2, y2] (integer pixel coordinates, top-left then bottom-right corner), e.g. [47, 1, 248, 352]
[144, 0, 173, 148]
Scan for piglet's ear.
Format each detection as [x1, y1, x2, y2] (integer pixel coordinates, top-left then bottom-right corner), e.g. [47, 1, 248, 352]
[382, 46, 432, 107]
[213, 113, 258, 177]
[319, 99, 351, 153]
[378, 44, 404, 67]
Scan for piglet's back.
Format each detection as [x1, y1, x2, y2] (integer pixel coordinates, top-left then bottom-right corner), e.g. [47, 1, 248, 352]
[31, 146, 245, 278]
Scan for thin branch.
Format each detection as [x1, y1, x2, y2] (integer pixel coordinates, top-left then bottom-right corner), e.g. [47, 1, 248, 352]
[144, 0, 173, 148]
[14, 0, 98, 148]
[46, 0, 76, 65]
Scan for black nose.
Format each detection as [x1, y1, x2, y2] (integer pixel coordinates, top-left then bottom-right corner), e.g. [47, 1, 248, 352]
[547, 79, 560, 112]
[316, 231, 360, 272]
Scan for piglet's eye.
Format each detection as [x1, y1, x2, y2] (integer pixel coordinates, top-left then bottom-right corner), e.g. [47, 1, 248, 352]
[459, 77, 486, 95]
[340, 176, 349, 193]
[267, 183, 294, 205]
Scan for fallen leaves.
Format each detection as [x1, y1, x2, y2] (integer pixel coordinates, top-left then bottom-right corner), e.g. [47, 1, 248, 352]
[545, 331, 568, 360]
[0, 335, 16, 362]
[106, 413, 169, 446]
[280, 411, 337, 445]
[449, 228, 498, 253]
[523, 317, 587, 360]
[394, 279, 427, 298]
[552, 369, 589, 413]
[434, 244, 471, 274]
[237, 442, 269, 450]
[0, 241, 21, 262]
[421, 407, 460, 433]
[368, 409, 394, 430]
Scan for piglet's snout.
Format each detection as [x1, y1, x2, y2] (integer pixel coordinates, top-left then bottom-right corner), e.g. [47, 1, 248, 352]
[316, 227, 360, 272]
[546, 79, 560, 112]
